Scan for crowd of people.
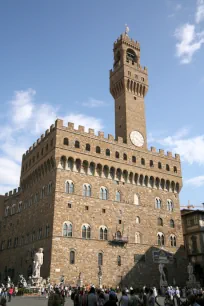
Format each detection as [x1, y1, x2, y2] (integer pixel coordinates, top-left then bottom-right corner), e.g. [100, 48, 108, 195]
[0, 282, 204, 306]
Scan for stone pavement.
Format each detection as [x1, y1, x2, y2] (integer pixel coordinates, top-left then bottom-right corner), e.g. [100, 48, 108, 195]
[7, 295, 167, 306]
[5, 296, 73, 306]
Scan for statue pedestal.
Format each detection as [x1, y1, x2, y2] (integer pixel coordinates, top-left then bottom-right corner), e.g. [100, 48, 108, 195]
[77, 279, 83, 287]
[160, 280, 168, 288]
[186, 281, 201, 288]
[31, 276, 43, 287]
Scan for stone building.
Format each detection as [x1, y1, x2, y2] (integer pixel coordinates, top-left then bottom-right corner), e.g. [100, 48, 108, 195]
[0, 31, 187, 287]
[181, 209, 204, 284]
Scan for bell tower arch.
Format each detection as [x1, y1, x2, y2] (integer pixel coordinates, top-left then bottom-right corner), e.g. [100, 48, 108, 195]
[110, 30, 148, 148]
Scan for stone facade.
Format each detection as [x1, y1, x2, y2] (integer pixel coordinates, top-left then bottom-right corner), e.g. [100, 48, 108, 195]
[0, 32, 187, 287]
[181, 209, 204, 284]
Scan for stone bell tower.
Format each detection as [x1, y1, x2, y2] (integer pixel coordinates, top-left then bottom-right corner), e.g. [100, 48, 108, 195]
[110, 28, 148, 148]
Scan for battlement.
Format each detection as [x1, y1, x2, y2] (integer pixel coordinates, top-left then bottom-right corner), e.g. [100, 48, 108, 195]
[55, 119, 180, 161]
[5, 187, 21, 198]
[23, 123, 55, 159]
[113, 34, 140, 50]
[110, 64, 148, 77]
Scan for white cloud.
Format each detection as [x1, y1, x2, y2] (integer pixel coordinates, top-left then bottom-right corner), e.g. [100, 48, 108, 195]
[82, 98, 107, 108]
[196, 0, 204, 24]
[63, 113, 103, 131]
[175, 23, 204, 64]
[149, 128, 204, 165]
[185, 175, 204, 187]
[11, 88, 35, 128]
[0, 89, 104, 195]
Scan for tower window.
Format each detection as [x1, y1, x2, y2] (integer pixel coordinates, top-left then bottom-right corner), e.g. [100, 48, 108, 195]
[118, 106, 120, 110]
[141, 77, 144, 81]
[132, 156, 136, 163]
[174, 166, 177, 173]
[118, 219, 122, 224]
[115, 151, 119, 158]
[141, 158, 145, 165]
[166, 164, 170, 171]
[126, 48, 137, 63]
[85, 144, 90, 151]
[123, 153, 127, 161]
[150, 160, 154, 167]
[128, 71, 131, 76]
[106, 149, 110, 156]
[134, 97, 136, 100]
[158, 162, 162, 169]
[96, 146, 101, 154]
[75, 140, 80, 148]
[64, 138, 69, 146]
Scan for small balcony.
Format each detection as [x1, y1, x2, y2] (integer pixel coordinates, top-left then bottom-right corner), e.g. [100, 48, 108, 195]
[109, 233, 128, 245]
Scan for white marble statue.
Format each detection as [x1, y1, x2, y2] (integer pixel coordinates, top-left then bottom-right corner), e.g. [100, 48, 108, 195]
[159, 263, 167, 286]
[32, 248, 44, 278]
[187, 262, 196, 282]
[125, 24, 129, 36]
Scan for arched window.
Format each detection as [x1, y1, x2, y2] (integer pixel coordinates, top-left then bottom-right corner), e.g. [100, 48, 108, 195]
[68, 157, 74, 170]
[150, 160, 154, 167]
[100, 187, 108, 200]
[158, 217, 163, 226]
[98, 253, 103, 266]
[134, 194, 139, 205]
[63, 222, 72, 237]
[70, 250, 75, 264]
[11, 204, 16, 215]
[170, 235, 176, 247]
[135, 232, 141, 244]
[117, 255, 121, 266]
[86, 144, 90, 151]
[158, 162, 162, 169]
[106, 149, 110, 156]
[115, 151, 119, 158]
[126, 48, 137, 63]
[170, 219, 175, 228]
[136, 216, 140, 224]
[82, 224, 91, 239]
[63, 138, 69, 145]
[18, 201, 22, 212]
[167, 199, 173, 212]
[47, 182, 52, 195]
[174, 166, 177, 173]
[132, 156, 136, 163]
[5, 206, 9, 217]
[60, 156, 66, 169]
[99, 226, 108, 240]
[141, 158, 145, 165]
[65, 181, 74, 194]
[116, 191, 121, 202]
[75, 140, 80, 148]
[96, 146, 101, 154]
[116, 231, 122, 239]
[157, 232, 165, 246]
[83, 184, 91, 197]
[166, 164, 170, 171]
[155, 197, 162, 209]
[45, 224, 50, 237]
[123, 153, 127, 161]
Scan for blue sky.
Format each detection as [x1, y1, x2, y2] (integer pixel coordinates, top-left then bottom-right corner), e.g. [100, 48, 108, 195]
[0, 0, 204, 208]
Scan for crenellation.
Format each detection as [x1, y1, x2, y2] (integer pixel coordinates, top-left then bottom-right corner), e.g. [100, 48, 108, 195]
[88, 128, 94, 135]
[78, 125, 85, 133]
[167, 151, 172, 158]
[50, 124, 55, 131]
[159, 149, 164, 156]
[37, 138, 40, 144]
[13, 189, 17, 194]
[108, 134, 114, 141]
[29, 146, 32, 152]
[9, 191, 12, 196]
[41, 134, 44, 140]
[117, 136, 124, 144]
[175, 154, 180, 161]
[5, 193, 8, 197]
[55, 119, 63, 128]
[68, 122, 74, 130]
[151, 146, 156, 153]
[45, 129, 50, 136]
[98, 131, 104, 138]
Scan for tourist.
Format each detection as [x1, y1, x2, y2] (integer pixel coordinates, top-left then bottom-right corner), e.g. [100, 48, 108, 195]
[104, 290, 109, 303]
[0, 296, 7, 306]
[119, 290, 129, 306]
[175, 287, 180, 306]
[104, 293, 118, 306]
[147, 289, 155, 306]
[143, 288, 150, 306]
[129, 289, 142, 306]
[7, 287, 13, 302]
[98, 290, 106, 306]
[48, 288, 64, 306]
[87, 287, 97, 306]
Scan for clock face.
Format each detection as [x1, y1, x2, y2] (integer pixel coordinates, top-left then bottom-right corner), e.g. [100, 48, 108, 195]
[130, 131, 144, 147]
